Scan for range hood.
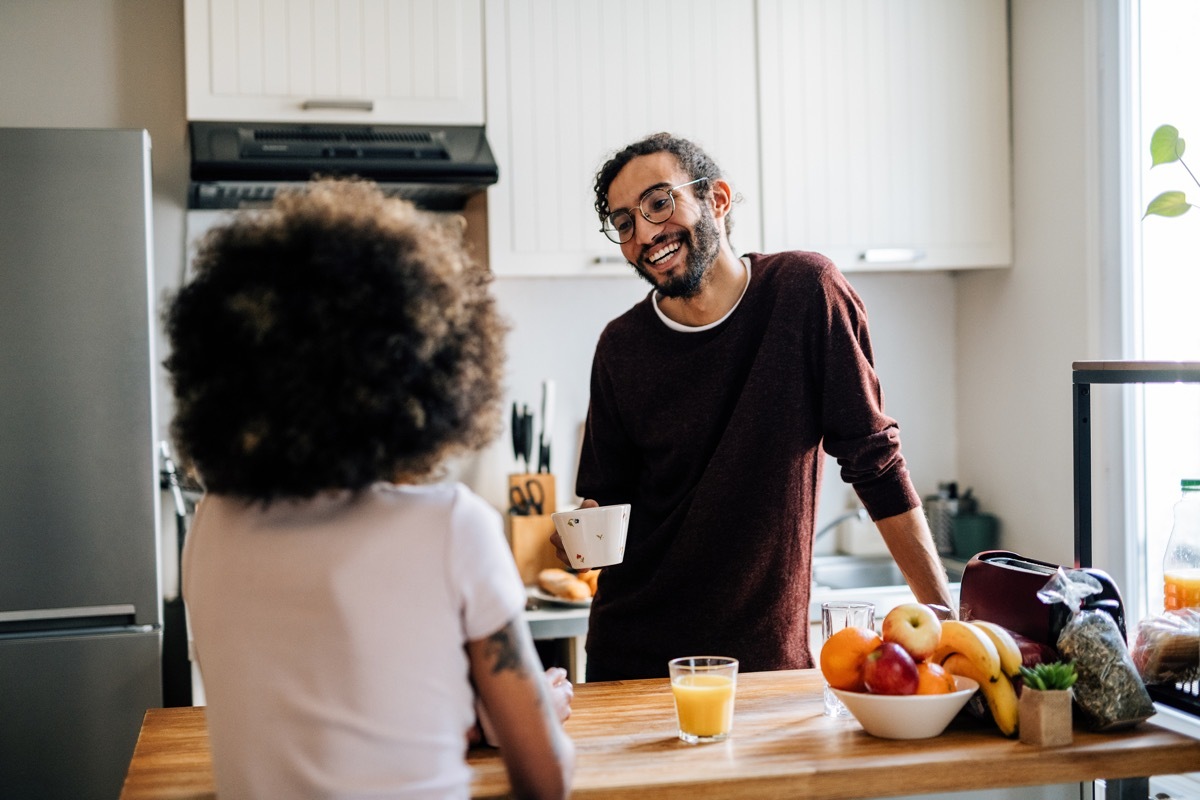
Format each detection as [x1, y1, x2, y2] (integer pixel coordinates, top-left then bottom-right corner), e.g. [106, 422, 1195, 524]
[187, 121, 498, 211]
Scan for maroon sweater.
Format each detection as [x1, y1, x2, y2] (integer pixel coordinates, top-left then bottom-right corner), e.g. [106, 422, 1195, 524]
[576, 251, 920, 680]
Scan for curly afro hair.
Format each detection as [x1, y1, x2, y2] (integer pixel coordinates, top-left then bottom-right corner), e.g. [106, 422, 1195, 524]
[592, 132, 733, 238]
[164, 178, 507, 502]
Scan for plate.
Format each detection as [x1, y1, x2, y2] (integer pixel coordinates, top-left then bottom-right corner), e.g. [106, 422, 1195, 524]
[527, 586, 592, 608]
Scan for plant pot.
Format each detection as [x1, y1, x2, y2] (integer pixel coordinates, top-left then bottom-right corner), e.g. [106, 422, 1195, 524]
[1018, 688, 1073, 746]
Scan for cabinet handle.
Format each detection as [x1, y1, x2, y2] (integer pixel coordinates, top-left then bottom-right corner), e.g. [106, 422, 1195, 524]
[590, 256, 629, 265]
[300, 99, 375, 112]
[859, 248, 925, 264]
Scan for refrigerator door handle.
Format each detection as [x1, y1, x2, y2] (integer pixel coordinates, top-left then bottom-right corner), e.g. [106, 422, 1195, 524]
[0, 604, 136, 624]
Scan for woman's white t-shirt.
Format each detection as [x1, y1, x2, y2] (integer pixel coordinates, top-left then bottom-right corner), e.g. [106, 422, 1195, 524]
[183, 482, 526, 799]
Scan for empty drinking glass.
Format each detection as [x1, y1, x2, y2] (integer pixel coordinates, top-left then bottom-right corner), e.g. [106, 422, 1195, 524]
[821, 601, 875, 717]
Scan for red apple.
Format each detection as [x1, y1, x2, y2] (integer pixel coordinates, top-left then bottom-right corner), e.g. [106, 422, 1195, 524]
[1009, 629, 1060, 669]
[881, 602, 943, 661]
[863, 642, 920, 695]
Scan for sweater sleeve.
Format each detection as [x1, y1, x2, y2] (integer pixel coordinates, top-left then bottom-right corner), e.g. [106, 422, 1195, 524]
[811, 263, 920, 520]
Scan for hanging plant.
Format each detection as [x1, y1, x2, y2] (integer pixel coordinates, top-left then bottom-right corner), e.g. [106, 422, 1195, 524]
[1144, 125, 1200, 219]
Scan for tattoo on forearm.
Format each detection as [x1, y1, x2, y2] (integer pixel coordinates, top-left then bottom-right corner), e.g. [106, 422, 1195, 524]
[483, 620, 523, 675]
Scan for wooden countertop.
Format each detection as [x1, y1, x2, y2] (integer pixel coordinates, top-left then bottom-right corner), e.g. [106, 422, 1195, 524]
[121, 669, 1200, 800]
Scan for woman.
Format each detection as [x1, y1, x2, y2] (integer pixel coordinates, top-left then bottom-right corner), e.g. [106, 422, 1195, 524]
[165, 179, 574, 799]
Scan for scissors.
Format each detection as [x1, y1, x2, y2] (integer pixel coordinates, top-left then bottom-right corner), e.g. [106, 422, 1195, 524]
[508, 479, 545, 516]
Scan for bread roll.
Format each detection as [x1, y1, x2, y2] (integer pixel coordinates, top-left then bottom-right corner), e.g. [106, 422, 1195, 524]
[579, 569, 600, 594]
[538, 568, 591, 600]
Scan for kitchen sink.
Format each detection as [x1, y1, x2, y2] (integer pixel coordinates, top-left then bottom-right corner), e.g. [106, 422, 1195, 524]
[812, 555, 906, 589]
[808, 555, 964, 624]
[812, 554, 966, 590]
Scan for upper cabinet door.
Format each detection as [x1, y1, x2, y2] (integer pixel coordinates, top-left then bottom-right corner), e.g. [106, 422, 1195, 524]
[757, 0, 1012, 271]
[184, 0, 484, 124]
[484, 0, 762, 278]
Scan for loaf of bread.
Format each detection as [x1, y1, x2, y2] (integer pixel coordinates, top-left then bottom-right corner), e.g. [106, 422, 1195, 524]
[578, 569, 600, 595]
[538, 568, 592, 601]
[1133, 609, 1200, 683]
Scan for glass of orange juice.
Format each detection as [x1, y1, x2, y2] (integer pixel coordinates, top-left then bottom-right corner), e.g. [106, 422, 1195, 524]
[668, 656, 738, 744]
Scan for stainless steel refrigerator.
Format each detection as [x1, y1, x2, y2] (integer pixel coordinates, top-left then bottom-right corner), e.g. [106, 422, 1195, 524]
[0, 128, 163, 799]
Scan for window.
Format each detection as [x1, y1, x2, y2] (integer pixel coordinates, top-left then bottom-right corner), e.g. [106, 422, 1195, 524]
[1131, 0, 1200, 621]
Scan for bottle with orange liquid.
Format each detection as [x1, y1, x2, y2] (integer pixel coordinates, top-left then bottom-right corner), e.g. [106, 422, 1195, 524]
[1163, 479, 1200, 610]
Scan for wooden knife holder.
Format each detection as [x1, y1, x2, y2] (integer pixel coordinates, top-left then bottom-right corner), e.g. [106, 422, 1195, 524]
[505, 473, 560, 585]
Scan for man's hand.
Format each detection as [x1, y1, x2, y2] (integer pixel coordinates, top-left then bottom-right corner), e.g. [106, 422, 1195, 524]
[551, 498, 599, 570]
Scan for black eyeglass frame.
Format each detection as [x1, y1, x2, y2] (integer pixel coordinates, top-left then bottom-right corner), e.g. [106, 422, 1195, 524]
[600, 177, 710, 244]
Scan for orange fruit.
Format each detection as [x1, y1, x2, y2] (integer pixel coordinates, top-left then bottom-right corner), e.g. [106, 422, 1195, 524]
[914, 661, 956, 695]
[819, 626, 883, 691]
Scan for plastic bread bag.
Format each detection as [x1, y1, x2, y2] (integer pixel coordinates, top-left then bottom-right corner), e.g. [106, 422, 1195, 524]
[1132, 608, 1200, 685]
[1038, 568, 1154, 731]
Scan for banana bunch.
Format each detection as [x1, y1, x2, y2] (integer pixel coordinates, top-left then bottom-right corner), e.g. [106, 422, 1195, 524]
[932, 619, 1023, 737]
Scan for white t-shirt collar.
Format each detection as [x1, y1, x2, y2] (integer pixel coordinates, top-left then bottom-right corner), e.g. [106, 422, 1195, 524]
[653, 256, 752, 332]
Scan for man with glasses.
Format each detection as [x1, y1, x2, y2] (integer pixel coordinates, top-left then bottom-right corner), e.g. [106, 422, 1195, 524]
[555, 132, 954, 682]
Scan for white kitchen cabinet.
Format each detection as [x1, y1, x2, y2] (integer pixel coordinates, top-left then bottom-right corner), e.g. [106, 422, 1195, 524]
[184, 0, 484, 124]
[757, 0, 1012, 271]
[483, 0, 763, 278]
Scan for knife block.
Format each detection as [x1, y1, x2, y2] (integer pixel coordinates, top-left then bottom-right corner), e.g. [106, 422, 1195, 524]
[505, 473, 560, 585]
[508, 473, 556, 515]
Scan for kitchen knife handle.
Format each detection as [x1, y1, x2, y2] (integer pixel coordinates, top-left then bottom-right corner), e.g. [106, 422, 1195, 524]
[511, 403, 521, 461]
[522, 409, 534, 470]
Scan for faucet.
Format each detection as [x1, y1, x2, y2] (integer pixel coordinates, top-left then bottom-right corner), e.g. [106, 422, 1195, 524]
[814, 507, 870, 544]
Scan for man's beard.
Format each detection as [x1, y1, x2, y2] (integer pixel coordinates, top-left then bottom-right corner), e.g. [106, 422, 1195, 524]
[631, 209, 721, 299]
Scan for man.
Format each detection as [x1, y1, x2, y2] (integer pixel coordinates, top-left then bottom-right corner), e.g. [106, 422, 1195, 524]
[556, 133, 954, 682]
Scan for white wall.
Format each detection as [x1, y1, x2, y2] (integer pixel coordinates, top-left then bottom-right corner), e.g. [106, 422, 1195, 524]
[0, 0, 1118, 573]
[956, 0, 1122, 569]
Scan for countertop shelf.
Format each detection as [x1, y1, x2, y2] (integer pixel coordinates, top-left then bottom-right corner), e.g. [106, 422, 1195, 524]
[1072, 360, 1200, 383]
[524, 599, 590, 641]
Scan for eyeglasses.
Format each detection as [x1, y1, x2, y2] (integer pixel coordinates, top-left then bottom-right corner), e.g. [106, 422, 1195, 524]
[600, 177, 709, 244]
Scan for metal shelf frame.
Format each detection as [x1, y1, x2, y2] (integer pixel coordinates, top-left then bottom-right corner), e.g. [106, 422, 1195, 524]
[1072, 361, 1200, 567]
[1072, 360, 1200, 730]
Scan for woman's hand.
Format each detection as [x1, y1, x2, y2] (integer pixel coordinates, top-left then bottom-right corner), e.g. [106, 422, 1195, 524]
[543, 667, 574, 724]
[471, 667, 574, 747]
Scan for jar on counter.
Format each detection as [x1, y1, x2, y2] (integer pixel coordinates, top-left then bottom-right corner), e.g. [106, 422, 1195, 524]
[1163, 478, 1200, 610]
[923, 482, 958, 556]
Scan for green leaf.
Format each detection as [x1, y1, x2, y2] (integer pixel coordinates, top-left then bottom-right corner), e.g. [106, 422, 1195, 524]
[1150, 125, 1185, 166]
[1019, 665, 1046, 691]
[1019, 661, 1077, 691]
[1144, 190, 1193, 218]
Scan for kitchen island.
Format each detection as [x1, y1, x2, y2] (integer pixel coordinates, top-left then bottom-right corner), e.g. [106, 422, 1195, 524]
[121, 669, 1200, 799]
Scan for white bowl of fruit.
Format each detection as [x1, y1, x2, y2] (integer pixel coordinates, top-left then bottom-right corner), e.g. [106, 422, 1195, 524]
[821, 603, 1026, 740]
[831, 675, 978, 739]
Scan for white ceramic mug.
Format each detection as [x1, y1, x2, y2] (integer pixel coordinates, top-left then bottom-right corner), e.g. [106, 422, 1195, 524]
[551, 504, 630, 569]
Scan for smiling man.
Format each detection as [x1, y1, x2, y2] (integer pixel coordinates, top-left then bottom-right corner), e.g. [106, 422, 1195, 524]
[558, 132, 954, 682]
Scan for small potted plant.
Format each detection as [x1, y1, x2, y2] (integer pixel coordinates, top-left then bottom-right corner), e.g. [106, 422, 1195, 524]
[1017, 661, 1078, 746]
